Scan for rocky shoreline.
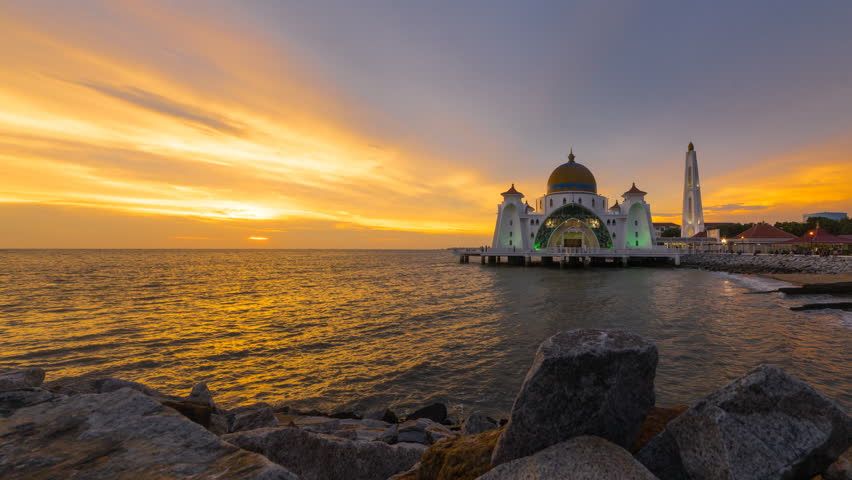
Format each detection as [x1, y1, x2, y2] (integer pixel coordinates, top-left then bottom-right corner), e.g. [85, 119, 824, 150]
[681, 252, 852, 275]
[1, 329, 850, 479]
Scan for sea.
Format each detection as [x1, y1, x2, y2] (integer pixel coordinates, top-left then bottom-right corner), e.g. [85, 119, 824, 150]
[1, 249, 850, 417]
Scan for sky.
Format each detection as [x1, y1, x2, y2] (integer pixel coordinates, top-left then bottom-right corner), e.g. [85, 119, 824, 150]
[1, 0, 851, 248]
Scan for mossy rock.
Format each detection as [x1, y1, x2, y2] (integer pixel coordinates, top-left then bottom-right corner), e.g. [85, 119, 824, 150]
[417, 428, 502, 480]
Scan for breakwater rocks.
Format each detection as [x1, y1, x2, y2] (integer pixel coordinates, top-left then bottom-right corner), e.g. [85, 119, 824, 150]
[681, 253, 852, 274]
[2, 329, 851, 479]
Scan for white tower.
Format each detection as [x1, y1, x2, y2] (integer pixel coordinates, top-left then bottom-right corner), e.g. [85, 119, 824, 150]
[681, 142, 704, 237]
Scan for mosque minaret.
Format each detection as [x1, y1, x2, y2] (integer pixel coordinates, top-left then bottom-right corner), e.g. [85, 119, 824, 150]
[680, 142, 705, 237]
[491, 149, 655, 251]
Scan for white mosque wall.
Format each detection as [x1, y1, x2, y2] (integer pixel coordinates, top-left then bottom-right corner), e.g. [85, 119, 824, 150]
[625, 201, 655, 249]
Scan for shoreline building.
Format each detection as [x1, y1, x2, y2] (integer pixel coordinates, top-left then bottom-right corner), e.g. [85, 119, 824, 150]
[681, 142, 704, 237]
[491, 150, 655, 251]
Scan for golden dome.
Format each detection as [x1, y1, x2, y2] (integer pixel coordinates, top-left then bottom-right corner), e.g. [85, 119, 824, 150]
[547, 149, 597, 194]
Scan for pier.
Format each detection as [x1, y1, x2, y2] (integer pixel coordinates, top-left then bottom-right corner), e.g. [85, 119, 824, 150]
[451, 247, 681, 267]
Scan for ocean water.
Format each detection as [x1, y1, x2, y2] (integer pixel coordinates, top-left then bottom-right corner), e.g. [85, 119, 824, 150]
[1, 249, 850, 416]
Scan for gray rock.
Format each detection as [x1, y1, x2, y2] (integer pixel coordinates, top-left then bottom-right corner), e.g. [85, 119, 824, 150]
[44, 374, 173, 400]
[379, 424, 399, 444]
[364, 407, 399, 424]
[477, 436, 657, 480]
[0, 367, 45, 391]
[188, 381, 218, 410]
[231, 403, 279, 433]
[636, 364, 852, 480]
[0, 387, 297, 479]
[463, 412, 498, 435]
[224, 426, 426, 480]
[0, 388, 60, 417]
[825, 446, 852, 480]
[406, 402, 448, 423]
[398, 418, 457, 445]
[492, 329, 658, 465]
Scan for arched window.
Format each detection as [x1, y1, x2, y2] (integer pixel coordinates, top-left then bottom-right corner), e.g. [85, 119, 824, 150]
[509, 240, 513, 246]
[562, 198, 566, 205]
[613, 232, 616, 238]
[549, 198, 553, 207]
[635, 240, 638, 246]
[634, 220, 638, 226]
[530, 233, 534, 238]
[509, 231, 512, 237]
[592, 198, 595, 206]
[635, 231, 638, 238]
[509, 220, 513, 226]
[578, 198, 583, 204]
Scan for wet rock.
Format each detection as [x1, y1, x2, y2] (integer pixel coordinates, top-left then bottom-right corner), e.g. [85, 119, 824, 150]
[365, 407, 399, 424]
[231, 403, 279, 433]
[188, 381, 218, 410]
[492, 329, 658, 465]
[636, 364, 852, 480]
[407, 402, 448, 423]
[0, 367, 45, 392]
[0, 387, 297, 479]
[418, 428, 502, 480]
[824, 446, 852, 480]
[479, 436, 657, 480]
[210, 412, 232, 435]
[0, 388, 60, 417]
[399, 418, 457, 445]
[462, 412, 498, 435]
[224, 426, 426, 480]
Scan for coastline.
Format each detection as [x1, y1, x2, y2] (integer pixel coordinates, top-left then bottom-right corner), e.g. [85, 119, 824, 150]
[760, 272, 852, 286]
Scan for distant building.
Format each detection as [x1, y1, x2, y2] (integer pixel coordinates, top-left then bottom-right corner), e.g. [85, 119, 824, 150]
[652, 222, 679, 236]
[802, 212, 848, 222]
[491, 149, 655, 250]
[681, 142, 705, 237]
[704, 222, 736, 230]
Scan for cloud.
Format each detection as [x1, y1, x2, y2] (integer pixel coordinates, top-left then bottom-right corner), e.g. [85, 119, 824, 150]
[704, 203, 768, 212]
[72, 80, 245, 136]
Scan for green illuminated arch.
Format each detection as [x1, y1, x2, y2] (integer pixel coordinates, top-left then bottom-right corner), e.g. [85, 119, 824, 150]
[533, 203, 612, 250]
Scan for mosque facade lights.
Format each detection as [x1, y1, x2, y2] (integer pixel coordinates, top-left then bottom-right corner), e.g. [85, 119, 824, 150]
[491, 149, 655, 251]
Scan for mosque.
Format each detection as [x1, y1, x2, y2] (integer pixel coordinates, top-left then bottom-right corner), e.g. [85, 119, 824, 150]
[491, 149, 655, 251]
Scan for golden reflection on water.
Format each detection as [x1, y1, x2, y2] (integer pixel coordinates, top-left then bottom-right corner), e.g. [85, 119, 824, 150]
[0, 250, 849, 415]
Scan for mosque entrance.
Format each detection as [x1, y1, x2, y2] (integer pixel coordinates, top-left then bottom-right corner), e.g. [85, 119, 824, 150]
[546, 219, 600, 250]
[562, 233, 583, 248]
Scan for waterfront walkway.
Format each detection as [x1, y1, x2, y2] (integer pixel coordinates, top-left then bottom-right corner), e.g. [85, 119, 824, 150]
[451, 246, 681, 266]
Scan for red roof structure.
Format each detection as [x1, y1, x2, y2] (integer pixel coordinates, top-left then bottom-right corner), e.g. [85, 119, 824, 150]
[609, 200, 620, 211]
[735, 223, 797, 240]
[794, 225, 852, 244]
[623, 182, 647, 196]
[501, 183, 523, 196]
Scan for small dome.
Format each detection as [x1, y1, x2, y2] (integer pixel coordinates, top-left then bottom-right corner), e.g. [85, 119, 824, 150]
[547, 150, 597, 194]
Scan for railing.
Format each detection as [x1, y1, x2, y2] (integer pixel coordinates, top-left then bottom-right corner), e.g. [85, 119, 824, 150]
[451, 246, 679, 256]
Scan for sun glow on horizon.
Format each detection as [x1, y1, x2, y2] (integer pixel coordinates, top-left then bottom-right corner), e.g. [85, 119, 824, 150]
[1, 2, 850, 248]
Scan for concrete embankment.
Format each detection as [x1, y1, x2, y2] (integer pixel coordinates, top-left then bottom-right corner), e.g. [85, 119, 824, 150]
[681, 253, 852, 275]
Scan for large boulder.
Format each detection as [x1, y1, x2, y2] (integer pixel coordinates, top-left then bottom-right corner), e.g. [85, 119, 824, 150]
[491, 329, 658, 465]
[0, 367, 45, 391]
[224, 426, 425, 480]
[0, 388, 60, 417]
[478, 436, 657, 479]
[0, 387, 296, 479]
[636, 364, 852, 480]
[187, 381, 219, 411]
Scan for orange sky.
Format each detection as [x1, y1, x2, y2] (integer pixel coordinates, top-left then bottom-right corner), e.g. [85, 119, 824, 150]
[1, 2, 850, 248]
